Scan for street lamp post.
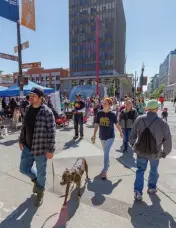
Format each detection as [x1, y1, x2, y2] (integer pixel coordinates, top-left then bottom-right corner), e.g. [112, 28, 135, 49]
[140, 63, 145, 93]
[17, 20, 23, 97]
[96, 16, 100, 97]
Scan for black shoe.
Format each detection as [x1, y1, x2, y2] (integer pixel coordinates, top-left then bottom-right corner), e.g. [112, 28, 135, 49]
[32, 178, 37, 194]
[123, 149, 128, 153]
[80, 136, 84, 140]
[73, 136, 79, 140]
[35, 188, 44, 207]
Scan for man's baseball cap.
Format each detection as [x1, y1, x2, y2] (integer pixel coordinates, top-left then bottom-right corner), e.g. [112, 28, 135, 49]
[146, 100, 159, 110]
[30, 87, 44, 97]
[75, 93, 82, 97]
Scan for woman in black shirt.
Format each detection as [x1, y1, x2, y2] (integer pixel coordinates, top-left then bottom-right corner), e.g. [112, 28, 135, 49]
[92, 98, 123, 180]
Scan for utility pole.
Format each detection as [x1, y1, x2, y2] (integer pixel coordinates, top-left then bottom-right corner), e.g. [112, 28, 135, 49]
[134, 71, 137, 99]
[96, 16, 100, 97]
[17, 20, 23, 97]
[140, 63, 145, 93]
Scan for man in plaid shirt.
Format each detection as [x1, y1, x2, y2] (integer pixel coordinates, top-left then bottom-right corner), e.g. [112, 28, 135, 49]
[19, 87, 56, 207]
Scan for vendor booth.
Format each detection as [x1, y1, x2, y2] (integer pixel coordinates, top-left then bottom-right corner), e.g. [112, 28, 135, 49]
[0, 80, 55, 97]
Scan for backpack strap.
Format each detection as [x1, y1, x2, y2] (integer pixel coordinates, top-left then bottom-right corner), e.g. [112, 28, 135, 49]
[143, 117, 158, 128]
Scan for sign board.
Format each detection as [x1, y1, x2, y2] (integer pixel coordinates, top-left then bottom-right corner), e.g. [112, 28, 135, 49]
[22, 62, 41, 69]
[14, 41, 29, 53]
[0, 53, 18, 61]
[143, 76, 148, 86]
[50, 92, 61, 114]
[0, 0, 19, 23]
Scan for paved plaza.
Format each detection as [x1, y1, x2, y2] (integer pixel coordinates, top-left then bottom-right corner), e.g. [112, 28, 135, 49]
[0, 102, 176, 227]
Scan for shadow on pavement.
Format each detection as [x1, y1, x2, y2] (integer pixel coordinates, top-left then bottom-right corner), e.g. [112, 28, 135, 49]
[87, 175, 122, 206]
[117, 148, 136, 169]
[0, 195, 38, 228]
[63, 139, 81, 150]
[85, 124, 94, 128]
[128, 194, 176, 228]
[46, 181, 87, 228]
[59, 127, 73, 132]
[0, 139, 19, 147]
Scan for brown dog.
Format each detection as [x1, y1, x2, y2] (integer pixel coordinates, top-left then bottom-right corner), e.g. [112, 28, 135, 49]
[60, 158, 88, 206]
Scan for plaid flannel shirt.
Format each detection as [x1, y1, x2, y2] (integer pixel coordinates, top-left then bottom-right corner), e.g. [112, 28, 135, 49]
[19, 104, 56, 156]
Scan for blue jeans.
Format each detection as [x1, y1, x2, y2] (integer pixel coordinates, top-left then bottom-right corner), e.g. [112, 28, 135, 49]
[19, 146, 47, 190]
[122, 128, 131, 150]
[101, 138, 115, 172]
[134, 156, 159, 194]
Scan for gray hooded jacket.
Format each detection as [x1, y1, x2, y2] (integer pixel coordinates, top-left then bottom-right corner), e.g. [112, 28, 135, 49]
[130, 112, 172, 159]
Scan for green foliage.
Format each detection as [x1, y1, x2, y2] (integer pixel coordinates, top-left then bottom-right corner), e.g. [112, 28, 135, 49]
[152, 84, 165, 99]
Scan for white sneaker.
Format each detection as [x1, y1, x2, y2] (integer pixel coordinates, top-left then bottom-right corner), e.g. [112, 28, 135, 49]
[147, 188, 157, 194]
[134, 191, 143, 201]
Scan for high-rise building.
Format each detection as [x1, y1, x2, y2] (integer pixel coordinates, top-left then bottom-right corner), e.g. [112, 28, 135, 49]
[69, 0, 126, 77]
[159, 49, 176, 86]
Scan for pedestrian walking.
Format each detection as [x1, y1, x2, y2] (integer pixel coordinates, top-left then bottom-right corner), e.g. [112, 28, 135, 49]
[161, 108, 168, 121]
[92, 97, 123, 180]
[19, 87, 56, 207]
[136, 97, 146, 115]
[73, 93, 85, 139]
[174, 97, 176, 106]
[119, 99, 138, 153]
[130, 100, 172, 201]
[159, 95, 165, 110]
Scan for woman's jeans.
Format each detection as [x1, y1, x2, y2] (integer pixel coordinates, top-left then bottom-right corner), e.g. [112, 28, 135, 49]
[134, 156, 159, 194]
[122, 128, 131, 150]
[20, 146, 47, 190]
[101, 138, 115, 172]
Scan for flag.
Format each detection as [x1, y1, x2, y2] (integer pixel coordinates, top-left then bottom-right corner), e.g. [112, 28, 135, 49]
[21, 0, 36, 31]
[0, 0, 19, 22]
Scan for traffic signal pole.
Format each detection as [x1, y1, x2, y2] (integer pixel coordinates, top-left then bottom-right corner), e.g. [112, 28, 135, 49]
[17, 20, 23, 97]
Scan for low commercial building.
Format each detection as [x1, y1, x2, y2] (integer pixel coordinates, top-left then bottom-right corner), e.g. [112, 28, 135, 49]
[0, 72, 14, 87]
[60, 73, 132, 99]
[13, 68, 69, 91]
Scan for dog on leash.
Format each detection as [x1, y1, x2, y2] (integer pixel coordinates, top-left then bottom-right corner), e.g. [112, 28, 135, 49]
[60, 158, 89, 206]
[0, 126, 8, 139]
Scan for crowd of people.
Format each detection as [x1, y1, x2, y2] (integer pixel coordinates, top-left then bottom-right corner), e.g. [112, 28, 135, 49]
[0, 88, 172, 206]
[71, 93, 172, 201]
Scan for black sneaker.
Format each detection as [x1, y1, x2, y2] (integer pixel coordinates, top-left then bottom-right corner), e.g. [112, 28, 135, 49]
[35, 188, 44, 207]
[73, 136, 79, 140]
[32, 179, 37, 194]
[123, 149, 128, 153]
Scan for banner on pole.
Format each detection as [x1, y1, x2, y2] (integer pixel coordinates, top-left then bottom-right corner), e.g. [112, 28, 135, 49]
[21, 0, 36, 31]
[0, 0, 19, 22]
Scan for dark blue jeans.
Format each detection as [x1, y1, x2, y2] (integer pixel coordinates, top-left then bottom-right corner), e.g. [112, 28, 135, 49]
[134, 156, 159, 194]
[19, 146, 47, 190]
[74, 114, 84, 137]
[122, 128, 131, 150]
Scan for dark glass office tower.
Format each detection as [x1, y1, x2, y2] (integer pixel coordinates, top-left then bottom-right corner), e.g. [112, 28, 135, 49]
[69, 0, 126, 77]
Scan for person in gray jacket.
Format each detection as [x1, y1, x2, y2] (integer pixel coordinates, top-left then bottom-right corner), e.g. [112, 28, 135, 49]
[130, 100, 172, 201]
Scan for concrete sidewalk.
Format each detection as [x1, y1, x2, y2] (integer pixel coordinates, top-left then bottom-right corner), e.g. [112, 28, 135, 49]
[0, 137, 176, 228]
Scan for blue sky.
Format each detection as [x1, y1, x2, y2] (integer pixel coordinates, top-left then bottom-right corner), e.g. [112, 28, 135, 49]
[0, 0, 176, 81]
